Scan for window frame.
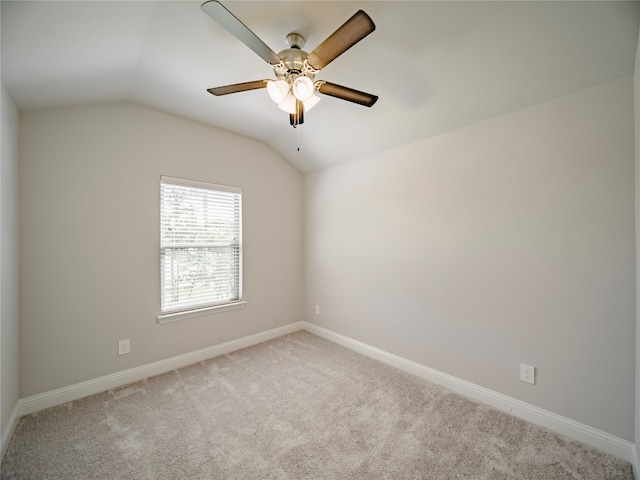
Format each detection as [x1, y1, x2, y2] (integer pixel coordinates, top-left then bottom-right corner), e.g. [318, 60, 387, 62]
[157, 176, 246, 324]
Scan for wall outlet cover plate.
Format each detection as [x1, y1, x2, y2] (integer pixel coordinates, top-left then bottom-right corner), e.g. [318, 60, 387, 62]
[520, 363, 535, 384]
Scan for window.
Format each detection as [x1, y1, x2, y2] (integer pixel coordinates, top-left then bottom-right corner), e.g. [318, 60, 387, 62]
[159, 176, 243, 320]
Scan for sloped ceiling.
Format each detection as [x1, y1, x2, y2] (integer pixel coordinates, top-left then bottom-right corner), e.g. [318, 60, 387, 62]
[2, 1, 639, 173]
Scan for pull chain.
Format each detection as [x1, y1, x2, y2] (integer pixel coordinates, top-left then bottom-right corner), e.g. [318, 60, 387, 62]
[297, 124, 300, 152]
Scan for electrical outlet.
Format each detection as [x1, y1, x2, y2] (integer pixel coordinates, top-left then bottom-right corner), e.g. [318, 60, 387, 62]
[520, 363, 535, 384]
[315, 305, 320, 315]
[118, 339, 130, 356]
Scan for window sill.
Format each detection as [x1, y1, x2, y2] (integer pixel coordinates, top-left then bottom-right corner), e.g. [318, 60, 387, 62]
[157, 301, 247, 324]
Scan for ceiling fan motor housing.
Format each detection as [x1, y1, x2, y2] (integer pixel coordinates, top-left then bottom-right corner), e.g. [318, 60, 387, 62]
[274, 33, 317, 90]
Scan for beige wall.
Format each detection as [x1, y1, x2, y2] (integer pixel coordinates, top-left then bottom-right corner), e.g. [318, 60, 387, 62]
[19, 103, 303, 397]
[13, 73, 638, 446]
[304, 77, 635, 441]
[1, 83, 20, 449]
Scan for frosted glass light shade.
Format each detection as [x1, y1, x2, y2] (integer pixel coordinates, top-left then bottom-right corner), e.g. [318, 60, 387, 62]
[293, 76, 314, 101]
[277, 94, 297, 114]
[303, 94, 320, 112]
[267, 80, 289, 104]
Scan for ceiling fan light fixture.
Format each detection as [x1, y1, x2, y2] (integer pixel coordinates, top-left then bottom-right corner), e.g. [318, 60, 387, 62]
[303, 94, 320, 112]
[202, 1, 378, 129]
[277, 94, 297, 114]
[267, 80, 289, 104]
[293, 76, 314, 101]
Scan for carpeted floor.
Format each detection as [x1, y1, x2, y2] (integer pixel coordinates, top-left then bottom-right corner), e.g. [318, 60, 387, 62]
[1, 331, 634, 479]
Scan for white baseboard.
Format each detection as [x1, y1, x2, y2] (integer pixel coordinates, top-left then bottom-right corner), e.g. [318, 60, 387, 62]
[1, 400, 21, 461]
[10, 320, 637, 468]
[631, 444, 639, 479]
[19, 322, 305, 417]
[302, 321, 636, 464]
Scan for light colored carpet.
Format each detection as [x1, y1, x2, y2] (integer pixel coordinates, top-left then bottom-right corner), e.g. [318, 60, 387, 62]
[1, 331, 633, 479]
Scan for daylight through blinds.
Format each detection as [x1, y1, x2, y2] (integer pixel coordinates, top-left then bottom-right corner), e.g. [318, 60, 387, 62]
[160, 176, 242, 314]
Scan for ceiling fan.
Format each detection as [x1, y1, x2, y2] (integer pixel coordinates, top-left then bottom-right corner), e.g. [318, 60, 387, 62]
[201, 1, 378, 128]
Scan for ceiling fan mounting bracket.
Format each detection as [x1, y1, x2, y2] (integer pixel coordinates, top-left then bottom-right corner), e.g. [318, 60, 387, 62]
[286, 32, 306, 50]
[301, 60, 320, 76]
[313, 80, 326, 92]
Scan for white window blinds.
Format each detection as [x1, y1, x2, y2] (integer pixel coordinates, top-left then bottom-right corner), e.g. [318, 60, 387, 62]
[160, 176, 242, 314]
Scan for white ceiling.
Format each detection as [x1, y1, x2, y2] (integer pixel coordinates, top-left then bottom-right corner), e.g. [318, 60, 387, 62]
[2, 1, 639, 173]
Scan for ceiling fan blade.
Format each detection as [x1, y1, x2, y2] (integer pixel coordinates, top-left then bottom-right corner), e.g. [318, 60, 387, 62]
[201, 1, 281, 66]
[207, 80, 269, 96]
[306, 10, 375, 71]
[316, 81, 378, 107]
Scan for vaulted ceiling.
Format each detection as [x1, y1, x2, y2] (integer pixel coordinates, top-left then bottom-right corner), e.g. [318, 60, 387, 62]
[2, 1, 639, 173]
